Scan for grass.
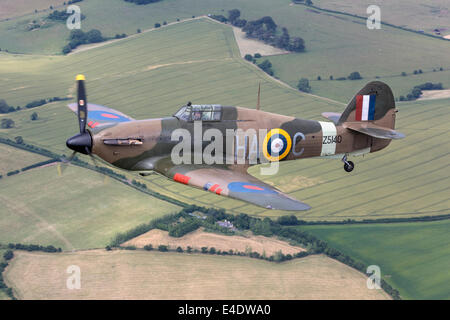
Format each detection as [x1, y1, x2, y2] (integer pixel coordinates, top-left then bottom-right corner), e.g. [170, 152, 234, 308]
[4, 250, 389, 299]
[314, 0, 450, 34]
[0, 18, 448, 221]
[0, 164, 180, 250]
[301, 219, 450, 299]
[0, 0, 66, 20]
[0, 143, 49, 175]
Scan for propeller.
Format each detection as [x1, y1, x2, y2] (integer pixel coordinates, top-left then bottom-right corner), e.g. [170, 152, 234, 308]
[60, 74, 94, 174]
[66, 74, 92, 155]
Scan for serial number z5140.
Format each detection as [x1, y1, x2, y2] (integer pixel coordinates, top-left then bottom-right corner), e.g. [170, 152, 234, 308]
[322, 135, 342, 144]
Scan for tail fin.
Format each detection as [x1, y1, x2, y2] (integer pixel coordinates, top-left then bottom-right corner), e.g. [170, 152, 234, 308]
[338, 81, 396, 129]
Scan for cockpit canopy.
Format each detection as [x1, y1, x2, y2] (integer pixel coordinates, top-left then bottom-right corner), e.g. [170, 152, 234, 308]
[174, 104, 222, 122]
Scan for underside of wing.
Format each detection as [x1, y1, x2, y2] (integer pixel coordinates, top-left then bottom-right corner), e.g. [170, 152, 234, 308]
[159, 164, 310, 211]
[67, 103, 134, 129]
[344, 122, 405, 139]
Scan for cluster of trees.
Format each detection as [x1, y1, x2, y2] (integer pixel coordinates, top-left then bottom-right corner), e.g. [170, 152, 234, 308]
[1, 118, 14, 129]
[168, 219, 201, 237]
[257, 59, 274, 76]
[0, 99, 15, 114]
[399, 82, 443, 101]
[242, 15, 305, 52]
[1, 97, 68, 115]
[114, 33, 127, 39]
[297, 78, 311, 93]
[124, 0, 163, 4]
[63, 29, 105, 54]
[6, 243, 61, 252]
[0, 251, 15, 299]
[211, 9, 305, 52]
[47, 10, 85, 22]
[244, 53, 262, 63]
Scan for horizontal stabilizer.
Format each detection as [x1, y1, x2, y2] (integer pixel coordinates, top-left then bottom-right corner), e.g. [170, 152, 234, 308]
[344, 122, 405, 140]
[321, 112, 341, 125]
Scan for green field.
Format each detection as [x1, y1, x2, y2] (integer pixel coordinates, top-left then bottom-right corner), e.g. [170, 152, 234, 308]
[0, 143, 49, 175]
[0, 18, 448, 221]
[0, 164, 179, 250]
[1, 0, 448, 103]
[314, 0, 450, 34]
[301, 220, 450, 299]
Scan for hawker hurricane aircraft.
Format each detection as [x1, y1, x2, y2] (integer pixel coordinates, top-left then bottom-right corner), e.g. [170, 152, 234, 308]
[65, 75, 404, 211]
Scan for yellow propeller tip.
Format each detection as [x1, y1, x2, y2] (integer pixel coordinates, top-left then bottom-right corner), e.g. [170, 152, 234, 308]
[76, 74, 85, 81]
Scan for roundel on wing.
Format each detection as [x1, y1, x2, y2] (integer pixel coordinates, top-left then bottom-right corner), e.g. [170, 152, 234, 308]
[262, 128, 292, 161]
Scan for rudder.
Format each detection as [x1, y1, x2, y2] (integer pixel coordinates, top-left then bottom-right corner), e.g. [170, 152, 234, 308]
[338, 81, 396, 129]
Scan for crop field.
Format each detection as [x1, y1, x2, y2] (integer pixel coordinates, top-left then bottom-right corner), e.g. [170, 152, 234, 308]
[0, 0, 448, 103]
[0, 164, 179, 250]
[314, 0, 450, 34]
[0, 143, 49, 175]
[122, 228, 305, 256]
[301, 219, 450, 299]
[0, 18, 448, 221]
[5, 250, 390, 299]
[0, 0, 66, 20]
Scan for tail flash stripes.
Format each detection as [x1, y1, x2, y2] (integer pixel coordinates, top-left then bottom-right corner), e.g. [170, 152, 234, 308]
[355, 94, 376, 121]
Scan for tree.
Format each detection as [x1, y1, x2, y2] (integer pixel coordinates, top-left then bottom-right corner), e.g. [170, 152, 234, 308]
[228, 9, 241, 24]
[155, 23, 161, 28]
[176, 246, 183, 253]
[137, 28, 141, 33]
[3, 250, 13, 261]
[348, 71, 362, 80]
[1, 118, 14, 129]
[62, 45, 71, 54]
[297, 78, 311, 93]
[0, 99, 10, 113]
[244, 54, 254, 62]
[254, 53, 261, 58]
[288, 37, 305, 52]
[31, 112, 38, 121]
[257, 59, 274, 76]
[85, 29, 103, 43]
[14, 136, 23, 144]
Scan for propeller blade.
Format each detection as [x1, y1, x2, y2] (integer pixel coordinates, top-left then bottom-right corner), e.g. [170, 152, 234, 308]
[76, 74, 87, 134]
[58, 151, 77, 175]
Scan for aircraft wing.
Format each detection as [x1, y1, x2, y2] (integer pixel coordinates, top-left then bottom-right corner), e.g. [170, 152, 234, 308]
[159, 163, 311, 211]
[67, 103, 134, 129]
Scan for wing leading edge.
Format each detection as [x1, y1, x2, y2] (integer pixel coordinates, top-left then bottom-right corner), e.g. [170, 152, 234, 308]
[159, 164, 310, 211]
